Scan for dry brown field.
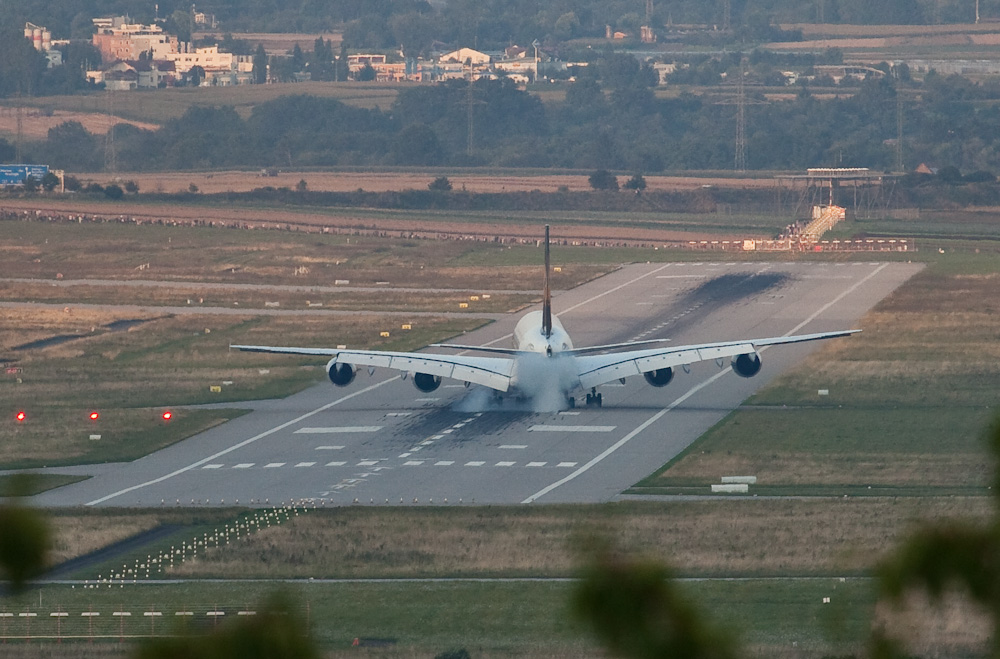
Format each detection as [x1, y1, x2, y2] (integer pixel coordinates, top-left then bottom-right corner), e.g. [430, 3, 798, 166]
[0, 108, 158, 140]
[167, 498, 991, 578]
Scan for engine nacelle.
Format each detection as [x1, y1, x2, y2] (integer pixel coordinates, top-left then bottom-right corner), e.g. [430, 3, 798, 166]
[327, 360, 356, 386]
[413, 372, 442, 392]
[731, 352, 762, 378]
[643, 367, 673, 387]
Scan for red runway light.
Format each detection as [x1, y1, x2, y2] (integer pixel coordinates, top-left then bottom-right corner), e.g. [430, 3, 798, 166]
[15, 411, 26, 422]
[161, 411, 173, 421]
[89, 411, 100, 420]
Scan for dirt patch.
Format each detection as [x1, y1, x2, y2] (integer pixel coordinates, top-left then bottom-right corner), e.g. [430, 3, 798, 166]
[0, 108, 158, 140]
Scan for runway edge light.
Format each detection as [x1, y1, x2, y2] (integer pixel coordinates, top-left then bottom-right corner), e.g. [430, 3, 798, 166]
[161, 411, 173, 421]
[15, 410, 26, 422]
[89, 411, 100, 421]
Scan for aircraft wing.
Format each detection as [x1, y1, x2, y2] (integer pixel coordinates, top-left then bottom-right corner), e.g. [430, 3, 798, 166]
[231, 344, 515, 392]
[574, 330, 859, 390]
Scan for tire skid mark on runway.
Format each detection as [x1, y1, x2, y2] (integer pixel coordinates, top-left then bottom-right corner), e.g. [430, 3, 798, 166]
[522, 263, 889, 504]
[85, 377, 400, 506]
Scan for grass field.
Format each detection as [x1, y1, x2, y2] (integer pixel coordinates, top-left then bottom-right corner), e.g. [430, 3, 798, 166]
[151, 499, 989, 579]
[2, 82, 405, 125]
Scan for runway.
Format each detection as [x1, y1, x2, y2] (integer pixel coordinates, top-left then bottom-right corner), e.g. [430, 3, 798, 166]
[35, 260, 922, 508]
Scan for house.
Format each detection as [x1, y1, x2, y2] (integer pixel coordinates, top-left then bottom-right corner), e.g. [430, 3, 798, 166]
[440, 48, 491, 67]
[92, 17, 178, 63]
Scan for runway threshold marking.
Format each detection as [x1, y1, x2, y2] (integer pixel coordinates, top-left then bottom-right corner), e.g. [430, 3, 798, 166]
[85, 377, 399, 506]
[522, 264, 889, 505]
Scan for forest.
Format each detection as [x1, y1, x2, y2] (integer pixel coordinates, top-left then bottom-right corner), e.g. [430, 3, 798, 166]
[8, 63, 1000, 176]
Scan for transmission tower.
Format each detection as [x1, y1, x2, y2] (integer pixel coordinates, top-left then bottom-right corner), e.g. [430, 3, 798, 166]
[646, 0, 654, 23]
[723, 0, 731, 31]
[735, 58, 747, 172]
[14, 91, 23, 163]
[896, 94, 904, 173]
[104, 89, 118, 175]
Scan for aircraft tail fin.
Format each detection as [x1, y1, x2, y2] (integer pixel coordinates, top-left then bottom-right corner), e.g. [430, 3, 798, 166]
[542, 224, 552, 338]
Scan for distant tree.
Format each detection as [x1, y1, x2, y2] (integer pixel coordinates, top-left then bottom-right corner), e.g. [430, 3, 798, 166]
[188, 183, 199, 193]
[391, 123, 444, 165]
[21, 176, 39, 193]
[41, 172, 61, 192]
[937, 165, 963, 184]
[188, 65, 206, 87]
[83, 182, 104, 194]
[124, 179, 140, 194]
[63, 175, 81, 192]
[0, 137, 14, 162]
[291, 44, 306, 72]
[589, 169, 619, 191]
[253, 44, 268, 84]
[356, 63, 376, 81]
[623, 173, 646, 191]
[103, 183, 124, 199]
[296, 178, 308, 191]
[428, 176, 452, 191]
[335, 42, 350, 82]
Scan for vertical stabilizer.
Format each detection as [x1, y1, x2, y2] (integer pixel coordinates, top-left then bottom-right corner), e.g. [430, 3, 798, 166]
[542, 225, 552, 338]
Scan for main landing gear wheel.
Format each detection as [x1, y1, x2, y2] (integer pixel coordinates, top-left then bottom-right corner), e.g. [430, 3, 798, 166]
[585, 392, 603, 408]
[568, 397, 575, 409]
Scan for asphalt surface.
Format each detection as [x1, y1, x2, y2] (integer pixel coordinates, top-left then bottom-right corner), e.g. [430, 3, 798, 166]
[34, 261, 923, 508]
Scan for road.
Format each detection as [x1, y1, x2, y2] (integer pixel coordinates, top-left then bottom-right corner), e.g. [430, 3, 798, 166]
[34, 260, 922, 508]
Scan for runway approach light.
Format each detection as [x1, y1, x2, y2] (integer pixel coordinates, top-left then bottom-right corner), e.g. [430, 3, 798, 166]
[15, 410, 26, 422]
[161, 411, 173, 421]
[89, 411, 100, 421]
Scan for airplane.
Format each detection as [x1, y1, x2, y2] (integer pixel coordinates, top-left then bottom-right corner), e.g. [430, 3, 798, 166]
[232, 226, 859, 411]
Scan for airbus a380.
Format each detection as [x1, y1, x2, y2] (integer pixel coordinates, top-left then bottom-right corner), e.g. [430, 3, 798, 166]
[233, 226, 859, 411]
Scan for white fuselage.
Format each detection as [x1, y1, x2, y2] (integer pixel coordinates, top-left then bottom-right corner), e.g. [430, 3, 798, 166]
[509, 311, 579, 407]
[512, 310, 574, 355]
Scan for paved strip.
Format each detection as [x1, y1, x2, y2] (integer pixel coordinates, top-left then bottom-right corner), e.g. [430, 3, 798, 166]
[521, 263, 890, 504]
[85, 377, 399, 506]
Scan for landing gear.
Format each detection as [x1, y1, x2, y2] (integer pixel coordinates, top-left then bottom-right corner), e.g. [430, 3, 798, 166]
[584, 389, 603, 408]
[568, 396, 575, 409]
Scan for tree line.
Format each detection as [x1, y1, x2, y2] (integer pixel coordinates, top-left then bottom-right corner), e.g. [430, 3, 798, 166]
[10, 66, 1000, 176]
[2, 0, 998, 48]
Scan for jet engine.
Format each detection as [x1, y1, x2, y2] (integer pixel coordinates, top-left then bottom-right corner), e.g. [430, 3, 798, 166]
[731, 352, 762, 378]
[327, 360, 356, 386]
[413, 372, 442, 392]
[643, 367, 673, 387]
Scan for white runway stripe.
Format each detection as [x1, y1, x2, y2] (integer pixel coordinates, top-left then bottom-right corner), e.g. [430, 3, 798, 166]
[528, 425, 616, 432]
[294, 426, 382, 434]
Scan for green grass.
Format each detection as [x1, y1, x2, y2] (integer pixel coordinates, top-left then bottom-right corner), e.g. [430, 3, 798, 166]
[0, 409, 249, 471]
[0, 474, 88, 496]
[0, 578, 874, 657]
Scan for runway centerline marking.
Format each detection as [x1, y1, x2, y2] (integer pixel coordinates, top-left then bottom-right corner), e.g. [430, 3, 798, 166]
[86, 377, 399, 506]
[315, 446, 345, 450]
[522, 266, 887, 504]
[499, 444, 527, 449]
[294, 426, 381, 434]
